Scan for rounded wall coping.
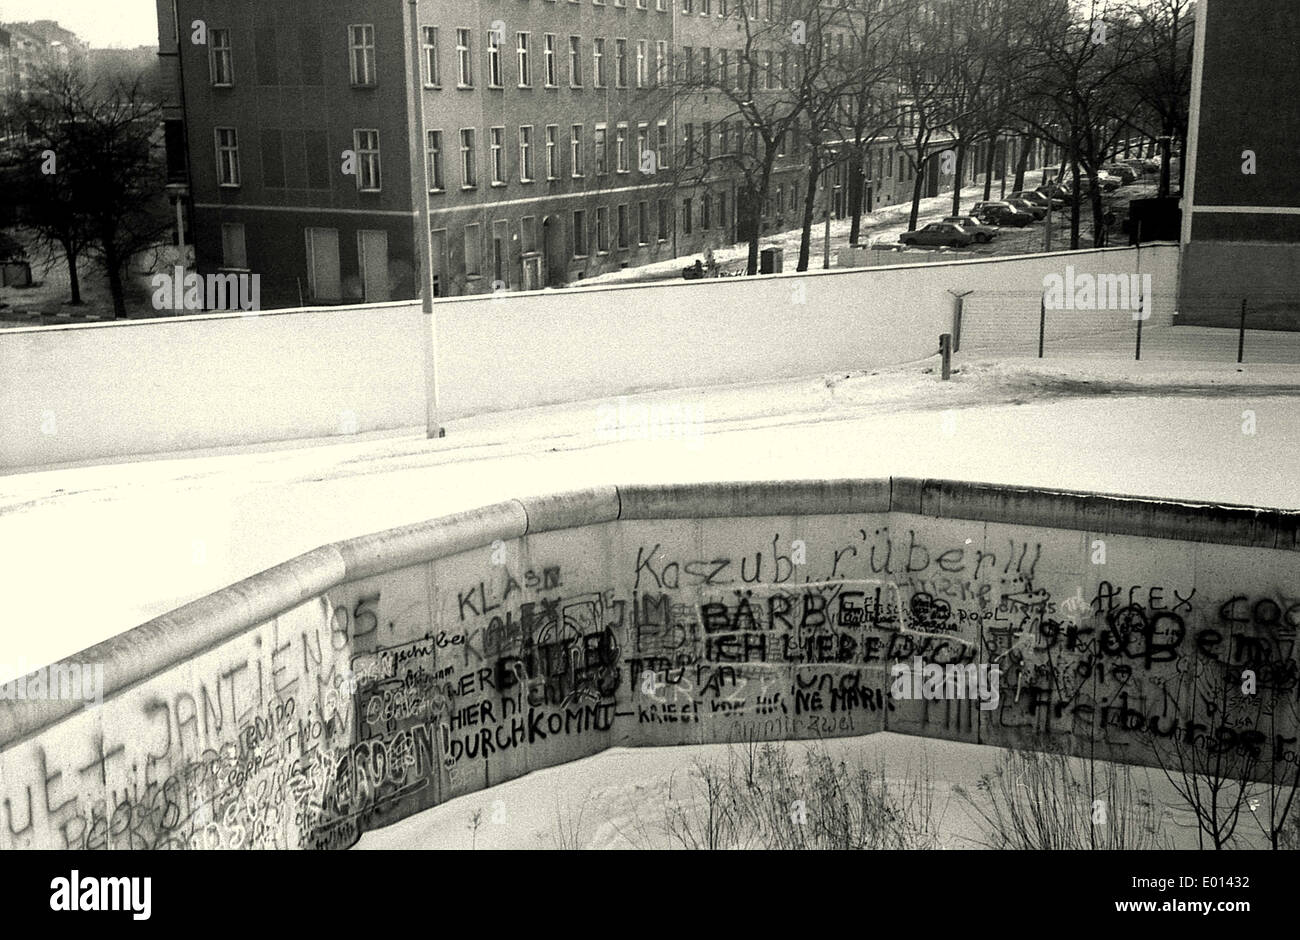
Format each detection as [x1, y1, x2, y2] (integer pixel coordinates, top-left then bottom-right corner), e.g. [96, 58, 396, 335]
[2, 475, 1296, 750]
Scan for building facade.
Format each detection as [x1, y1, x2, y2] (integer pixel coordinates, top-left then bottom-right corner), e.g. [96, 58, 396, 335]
[158, 0, 988, 309]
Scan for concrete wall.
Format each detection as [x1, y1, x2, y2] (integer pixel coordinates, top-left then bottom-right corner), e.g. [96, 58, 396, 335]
[0, 302, 427, 470]
[1, 476, 1296, 849]
[0, 245, 1178, 471]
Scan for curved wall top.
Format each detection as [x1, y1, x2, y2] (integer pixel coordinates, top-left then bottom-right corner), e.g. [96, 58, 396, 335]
[1, 477, 1296, 849]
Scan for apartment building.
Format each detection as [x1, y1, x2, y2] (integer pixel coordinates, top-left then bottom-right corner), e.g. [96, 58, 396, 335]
[157, 0, 963, 308]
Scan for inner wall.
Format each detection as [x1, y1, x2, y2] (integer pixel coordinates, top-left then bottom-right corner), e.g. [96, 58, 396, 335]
[2, 507, 1294, 849]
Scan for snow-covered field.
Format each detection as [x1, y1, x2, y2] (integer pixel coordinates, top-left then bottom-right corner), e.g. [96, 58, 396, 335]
[1, 346, 1297, 671]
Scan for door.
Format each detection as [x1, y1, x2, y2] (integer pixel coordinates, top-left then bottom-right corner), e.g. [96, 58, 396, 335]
[358, 229, 390, 302]
[430, 228, 448, 297]
[305, 227, 341, 302]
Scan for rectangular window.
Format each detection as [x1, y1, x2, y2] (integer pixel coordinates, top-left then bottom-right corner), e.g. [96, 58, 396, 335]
[215, 127, 240, 186]
[210, 28, 233, 86]
[461, 128, 477, 187]
[571, 124, 584, 176]
[636, 41, 647, 87]
[702, 46, 712, 84]
[490, 126, 505, 184]
[422, 26, 440, 85]
[354, 129, 381, 191]
[682, 197, 692, 234]
[683, 45, 693, 82]
[544, 34, 557, 86]
[457, 28, 473, 86]
[719, 120, 728, 155]
[596, 206, 609, 252]
[594, 124, 607, 175]
[487, 32, 502, 87]
[521, 216, 538, 254]
[657, 198, 669, 240]
[305, 228, 341, 301]
[221, 222, 247, 269]
[573, 209, 588, 256]
[593, 38, 605, 87]
[638, 201, 648, 244]
[780, 51, 789, 87]
[638, 0, 647, 9]
[719, 191, 727, 230]
[518, 125, 534, 181]
[464, 223, 482, 277]
[683, 0, 693, 12]
[655, 41, 667, 86]
[637, 123, 649, 173]
[349, 25, 376, 86]
[657, 0, 667, 10]
[516, 32, 531, 86]
[615, 123, 628, 173]
[261, 128, 285, 188]
[615, 39, 627, 87]
[764, 50, 773, 88]
[702, 0, 711, 12]
[569, 36, 582, 86]
[426, 129, 444, 191]
[703, 193, 712, 229]
[255, 28, 278, 85]
[702, 121, 712, 161]
[545, 125, 558, 179]
[684, 123, 695, 164]
[617, 204, 629, 249]
[656, 121, 669, 169]
[719, 49, 728, 87]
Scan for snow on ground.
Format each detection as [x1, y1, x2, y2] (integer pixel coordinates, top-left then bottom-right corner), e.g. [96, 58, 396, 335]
[2, 342, 1298, 671]
[354, 732, 1260, 850]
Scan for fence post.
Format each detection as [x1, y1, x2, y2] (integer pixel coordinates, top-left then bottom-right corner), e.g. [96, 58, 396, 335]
[1238, 299, 1247, 363]
[954, 296, 964, 351]
[940, 333, 952, 380]
[1135, 298, 1143, 361]
[1038, 294, 1046, 358]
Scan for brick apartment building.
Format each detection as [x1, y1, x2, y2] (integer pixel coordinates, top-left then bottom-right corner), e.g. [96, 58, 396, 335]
[156, 0, 987, 308]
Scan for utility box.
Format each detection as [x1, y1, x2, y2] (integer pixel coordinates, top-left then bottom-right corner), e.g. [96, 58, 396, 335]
[759, 246, 783, 274]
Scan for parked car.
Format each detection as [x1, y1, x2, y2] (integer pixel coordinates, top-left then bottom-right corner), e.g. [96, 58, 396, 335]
[1094, 170, 1123, 191]
[1102, 163, 1139, 184]
[1010, 190, 1050, 208]
[972, 201, 1034, 227]
[898, 222, 974, 247]
[941, 215, 997, 243]
[1030, 186, 1069, 209]
[1005, 197, 1047, 220]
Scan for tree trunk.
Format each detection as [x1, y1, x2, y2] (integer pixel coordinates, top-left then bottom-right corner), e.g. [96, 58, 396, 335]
[1069, 159, 1081, 250]
[983, 137, 996, 201]
[1012, 134, 1031, 192]
[908, 153, 926, 231]
[745, 190, 761, 275]
[1090, 184, 1106, 248]
[64, 242, 83, 306]
[950, 143, 965, 216]
[847, 153, 864, 245]
[797, 153, 819, 271]
[105, 251, 127, 319]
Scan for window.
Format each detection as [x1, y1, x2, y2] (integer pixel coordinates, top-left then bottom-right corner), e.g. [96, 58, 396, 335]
[221, 223, 247, 269]
[349, 25, 376, 86]
[210, 28, 233, 86]
[638, 202, 648, 244]
[306, 228, 341, 301]
[516, 32, 531, 87]
[593, 39, 605, 87]
[780, 52, 789, 88]
[490, 126, 505, 184]
[656, 121, 669, 168]
[703, 193, 712, 229]
[544, 34, 557, 86]
[719, 191, 727, 229]
[571, 124, 584, 176]
[354, 129, 381, 190]
[545, 125, 559, 179]
[657, 199, 669, 240]
[657, 0, 667, 10]
[460, 128, 477, 187]
[617, 204, 629, 249]
[427, 129, 445, 191]
[594, 124, 608, 175]
[616, 123, 628, 172]
[719, 0, 728, 13]
[519, 125, 534, 181]
[718, 49, 728, 87]
[261, 128, 285, 187]
[636, 41, 647, 88]
[702, 46, 712, 84]
[702, 120, 712, 160]
[464, 223, 482, 277]
[520, 216, 537, 254]
[764, 51, 773, 89]
[615, 39, 627, 87]
[487, 31, 502, 87]
[215, 127, 240, 186]
[682, 197, 692, 234]
[637, 123, 649, 173]
[638, 0, 647, 9]
[702, 0, 711, 12]
[719, 120, 728, 154]
[684, 123, 694, 164]
[422, 27, 440, 85]
[655, 41, 667, 86]
[569, 36, 582, 86]
[573, 209, 588, 256]
[683, 0, 693, 12]
[596, 206, 609, 252]
[683, 45, 693, 82]
[457, 29, 473, 86]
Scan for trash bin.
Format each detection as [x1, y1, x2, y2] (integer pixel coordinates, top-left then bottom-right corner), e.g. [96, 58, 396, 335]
[759, 246, 783, 274]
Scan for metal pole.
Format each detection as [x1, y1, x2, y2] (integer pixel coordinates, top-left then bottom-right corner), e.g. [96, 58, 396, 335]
[1135, 297, 1143, 360]
[1238, 299, 1247, 363]
[1038, 294, 1046, 358]
[409, 0, 442, 438]
[940, 333, 952, 380]
[822, 167, 832, 269]
[954, 296, 964, 351]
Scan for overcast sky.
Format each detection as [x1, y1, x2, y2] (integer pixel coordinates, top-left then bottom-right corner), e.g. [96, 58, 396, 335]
[2, 0, 158, 48]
